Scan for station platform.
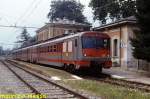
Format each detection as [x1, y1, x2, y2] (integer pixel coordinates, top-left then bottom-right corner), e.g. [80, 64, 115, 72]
[103, 67, 150, 85]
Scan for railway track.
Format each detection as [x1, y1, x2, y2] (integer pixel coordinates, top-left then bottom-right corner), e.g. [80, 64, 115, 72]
[5, 59, 150, 96]
[1, 60, 88, 99]
[83, 75, 150, 93]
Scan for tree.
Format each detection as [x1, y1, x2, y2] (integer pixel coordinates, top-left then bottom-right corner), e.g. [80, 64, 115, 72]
[17, 28, 31, 47]
[131, 0, 150, 62]
[47, 0, 87, 23]
[29, 36, 37, 43]
[89, 0, 136, 24]
[0, 46, 4, 55]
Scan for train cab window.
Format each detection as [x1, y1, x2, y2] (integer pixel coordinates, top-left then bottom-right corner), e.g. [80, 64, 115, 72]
[68, 41, 73, 52]
[63, 42, 67, 52]
[82, 36, 110, 49]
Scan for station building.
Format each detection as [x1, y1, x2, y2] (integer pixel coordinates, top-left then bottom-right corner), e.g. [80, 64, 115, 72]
[94, 16, 150, 72]
[36, 17, 149, 72]
[36, 19, 91, 42]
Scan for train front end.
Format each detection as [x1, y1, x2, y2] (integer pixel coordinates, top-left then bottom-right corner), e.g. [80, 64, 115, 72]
[80, 32, 112, 72]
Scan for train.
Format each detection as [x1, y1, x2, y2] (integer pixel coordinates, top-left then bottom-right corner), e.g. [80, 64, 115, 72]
[12, 31, 112, 73]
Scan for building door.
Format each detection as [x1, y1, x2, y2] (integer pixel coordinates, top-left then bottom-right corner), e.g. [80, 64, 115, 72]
[113, 39, 118, 57]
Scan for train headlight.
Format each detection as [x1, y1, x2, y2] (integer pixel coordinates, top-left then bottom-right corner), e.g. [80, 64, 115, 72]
[84, 54, 87, 57]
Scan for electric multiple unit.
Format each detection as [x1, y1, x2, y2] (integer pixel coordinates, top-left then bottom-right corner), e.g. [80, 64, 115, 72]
[13, 31, 112, 73]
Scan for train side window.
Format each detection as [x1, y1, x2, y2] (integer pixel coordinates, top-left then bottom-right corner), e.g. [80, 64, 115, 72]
[39, 47, 41, 53]
[68, 41, 72, 52]
[44, 47, 46, 52]
[50, 46, 53, 52]
[42, 47, 44, 53]
[41, 48, 43, 53]
[63, 42, 67, 52]
[41, 48, 42, 53]
[56, 45, 59, 52]
[46, 46, 49, 52]
[51, 46, 53, 52]
[54, 45, 57, 52]
[45, 47, 47, 52]
[40, 47, 42, 53]
[43, 47, 45, 52]
[75, 39, 77, 47]
[48, 46, 51, 52]
[45, 47, 46, 52]
[57, 44, 62, 52]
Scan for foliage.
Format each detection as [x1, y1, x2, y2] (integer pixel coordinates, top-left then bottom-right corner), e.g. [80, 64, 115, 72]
[89, 0, 136, 24]
[131, 0, 150, 62]
[47, 0, 87, 23]
[63, 80, 150, 99]
[29, 36, 37, 44]
[0, 46, 4, 55]
[17, 28, 31, 47]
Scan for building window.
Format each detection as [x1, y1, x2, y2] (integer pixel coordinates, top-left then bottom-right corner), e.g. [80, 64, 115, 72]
[64, 30, 69, 34]
[114, 39, 118, 57]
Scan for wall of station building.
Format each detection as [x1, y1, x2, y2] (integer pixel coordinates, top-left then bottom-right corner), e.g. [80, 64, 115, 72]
[98, 24, 139, 70]
[37, 24, 89, 42]
[100, 24, 150, 72]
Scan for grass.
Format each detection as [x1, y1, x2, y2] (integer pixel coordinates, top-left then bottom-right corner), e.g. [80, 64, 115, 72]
[61, 80, 150, 99]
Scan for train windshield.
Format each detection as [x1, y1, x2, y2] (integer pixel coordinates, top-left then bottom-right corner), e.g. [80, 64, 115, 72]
[82, 36, 110, 49]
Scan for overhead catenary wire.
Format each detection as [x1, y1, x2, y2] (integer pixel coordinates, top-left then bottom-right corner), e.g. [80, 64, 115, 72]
[23, 0, 48, 25]
[15, 0, 39, 25]
[6, 0, 40, 46]
[15, 0, 43, 29]
[0, 25, 39, 29]
[0, 43, 15, 45]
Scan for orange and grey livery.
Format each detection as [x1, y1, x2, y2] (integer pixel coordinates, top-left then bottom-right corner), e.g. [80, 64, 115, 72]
[12, 31, 112, 73]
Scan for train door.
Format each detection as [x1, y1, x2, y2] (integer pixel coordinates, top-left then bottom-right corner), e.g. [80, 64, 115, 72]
[62, 41, 68, 63]
[62, 37, 79, 65]
[27, 49, 29, 61]
[59, 43, 63, 66]
[73, 37, 79, 60]
[37, 46, 40, 62]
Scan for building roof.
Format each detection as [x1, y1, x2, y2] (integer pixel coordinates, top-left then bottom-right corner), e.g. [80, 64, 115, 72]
[36, 20, 91, 33]
[93, 16, 137, 31]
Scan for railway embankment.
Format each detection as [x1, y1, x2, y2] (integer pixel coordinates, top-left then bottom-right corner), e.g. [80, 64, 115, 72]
[103, 67, 150, 85]
[9, 60, 150, 99]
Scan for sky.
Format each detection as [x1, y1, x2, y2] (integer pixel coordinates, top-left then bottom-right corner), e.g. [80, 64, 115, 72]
[0, 0, 98, 49]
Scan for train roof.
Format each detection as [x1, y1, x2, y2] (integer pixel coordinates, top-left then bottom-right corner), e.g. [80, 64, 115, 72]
[13, 31, 110, 52]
